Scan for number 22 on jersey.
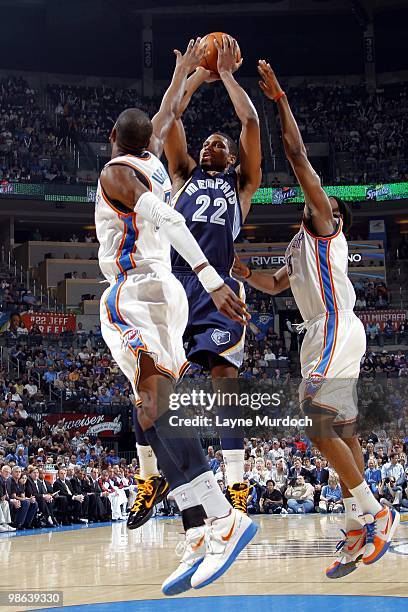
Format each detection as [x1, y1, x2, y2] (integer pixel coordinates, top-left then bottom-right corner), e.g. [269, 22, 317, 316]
[191, 195, 228, 226]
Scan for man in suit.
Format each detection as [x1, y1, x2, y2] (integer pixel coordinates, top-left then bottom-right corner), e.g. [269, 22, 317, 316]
[53, 467, 85, 525]
[288, 458, 311, 485]
[89, 467, 111, 521]
[69, 466, 89, 521]
[0, 468, 16, 532]
[310, 457, 330, 506]
[26, 467, 58, 527]
[6, 466, 38, 529]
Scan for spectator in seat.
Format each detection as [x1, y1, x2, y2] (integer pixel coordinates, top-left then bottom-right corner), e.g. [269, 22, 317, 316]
[89, 467, 111, 521]
[285, 475, 315, 514]
[69, 465, 90, 521]
[271, 458, 288, 492]
[25, 466, 58, 527]
[318, 475, 344, 513]
[366, 322, 380, 345]
[383, 320, 394, 341]
[365, 458, 382, 499]
[269, 439, 284, 464]
[53, 467, 86, 525]
[7, 466, 38, 529]
[0, 469, 15, 532]
[106, 449, 120, 466]
[289, 458, 310, 484]
[260, 479, 286, 514]
[98, 469, 121, 520]
[397, 322, 407, 344]
[310, 457, 329, 505]
[379, 477, 403, 511]
[381, 452, 405, 486]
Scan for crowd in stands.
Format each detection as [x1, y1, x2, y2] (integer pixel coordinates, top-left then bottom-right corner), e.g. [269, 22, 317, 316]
[1, 73, 407, 185]
[285, 81, 408, 184]
[354, 279, 389, 310]
[1, 417, 407, 532]
[211, 432, 408, 515]
[0, 76, 73, 184]
[47, 84, 157, 144]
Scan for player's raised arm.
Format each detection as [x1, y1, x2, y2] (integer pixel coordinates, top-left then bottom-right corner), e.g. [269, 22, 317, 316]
[232, 253, 290, 295]
[148, 38, 204, 158]
[258, 60, 334, 236]
[164, 67, 217, 181]
[216, 36, 262, 219]
[100, 165, 249, 324]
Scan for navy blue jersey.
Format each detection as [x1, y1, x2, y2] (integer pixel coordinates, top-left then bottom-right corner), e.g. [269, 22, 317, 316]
[171, 166, 242, 273]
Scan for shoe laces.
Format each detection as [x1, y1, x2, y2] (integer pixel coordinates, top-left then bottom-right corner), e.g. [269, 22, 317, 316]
[228, 486, 249, 513]
[365, 522, 376, 544]
[130, 478, 154, 513]
[335, 529, 347, 553]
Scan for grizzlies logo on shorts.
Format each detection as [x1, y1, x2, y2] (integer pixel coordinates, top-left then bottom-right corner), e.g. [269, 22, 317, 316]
[174, 271, 246, 369]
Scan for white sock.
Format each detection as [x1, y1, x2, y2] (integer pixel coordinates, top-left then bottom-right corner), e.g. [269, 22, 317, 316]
[344, 496, 363, 531]
[190, 471, 232, 519]
[223, 449, 244, 486]
[349, 481, 382, 517]
[172, 484, 200, 512]
[136, 444, 159, 479]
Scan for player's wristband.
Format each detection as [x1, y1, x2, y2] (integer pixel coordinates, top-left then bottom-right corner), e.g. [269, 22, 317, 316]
[197, 265, 224, 293]
[273, 91, 286, 102]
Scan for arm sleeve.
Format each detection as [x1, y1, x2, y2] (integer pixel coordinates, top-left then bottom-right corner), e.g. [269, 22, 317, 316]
[135, 192, 207, 270]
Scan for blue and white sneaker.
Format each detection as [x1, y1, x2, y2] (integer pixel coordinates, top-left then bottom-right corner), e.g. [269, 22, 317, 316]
[191, 509, 258, 589]
[162, 526, 206, 596]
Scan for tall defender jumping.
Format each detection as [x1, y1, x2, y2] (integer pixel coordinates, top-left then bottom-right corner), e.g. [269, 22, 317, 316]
[233, 60, 400, 579]
[97, 39, 257, 596]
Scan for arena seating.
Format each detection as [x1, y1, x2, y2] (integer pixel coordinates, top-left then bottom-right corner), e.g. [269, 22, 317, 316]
[1, 74, 408, 185]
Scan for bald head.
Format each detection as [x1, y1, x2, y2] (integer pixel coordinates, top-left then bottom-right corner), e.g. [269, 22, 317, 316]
[111, 108, 152, 155]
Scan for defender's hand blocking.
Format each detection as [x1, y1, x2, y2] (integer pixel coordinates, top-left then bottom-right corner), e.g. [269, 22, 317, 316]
[215, 35, 243, 75]
[174, 38, 206, 75]
[210, 284, 250, 325]
[232, 253, 250, 280]
[257, 60, 283, 100]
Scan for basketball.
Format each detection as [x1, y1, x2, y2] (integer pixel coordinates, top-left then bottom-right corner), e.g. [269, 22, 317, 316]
[198, 31, 241, 74]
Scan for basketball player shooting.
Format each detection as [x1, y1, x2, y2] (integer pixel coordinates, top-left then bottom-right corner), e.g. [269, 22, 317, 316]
[96, 38, 257, 596]
[233, 60, 400, 578]
[163, 34, 262, 513]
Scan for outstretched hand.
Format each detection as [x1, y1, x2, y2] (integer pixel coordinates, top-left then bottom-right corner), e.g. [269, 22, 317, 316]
[257, 60, 283, 100]
[215, 35, 243, 76]
[210, 283, 250, 325]
[174, 38, 206, 75]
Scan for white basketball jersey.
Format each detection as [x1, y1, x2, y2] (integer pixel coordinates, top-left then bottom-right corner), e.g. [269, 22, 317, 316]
[285, 221, 356, 322]
[95, 153, 172, 282]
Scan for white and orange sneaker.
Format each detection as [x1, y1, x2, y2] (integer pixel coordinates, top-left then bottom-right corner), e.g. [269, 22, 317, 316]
[326, 528, 366, 579]
[162, 526, 206, 596]
[361, 505, 400, 565]
[190, 508, 258, 589]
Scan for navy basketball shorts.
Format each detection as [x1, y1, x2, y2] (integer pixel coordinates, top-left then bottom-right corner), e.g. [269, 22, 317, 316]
[173, 270, 246, 369]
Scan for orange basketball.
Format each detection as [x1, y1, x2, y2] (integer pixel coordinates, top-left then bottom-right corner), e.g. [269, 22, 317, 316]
[198, 32, 241, 75]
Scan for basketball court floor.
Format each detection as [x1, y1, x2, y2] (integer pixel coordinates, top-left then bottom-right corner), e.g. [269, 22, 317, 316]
[0, 514, 407, 611]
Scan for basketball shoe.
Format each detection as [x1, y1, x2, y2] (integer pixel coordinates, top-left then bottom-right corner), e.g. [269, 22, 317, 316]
[191, 508, 258, 589]
[127, 474, 169, 530]
[360, 505, 400, 565]
[226, 483, 251, 513]
[162, 526, 206, 596]
[326, 527, 366, 579]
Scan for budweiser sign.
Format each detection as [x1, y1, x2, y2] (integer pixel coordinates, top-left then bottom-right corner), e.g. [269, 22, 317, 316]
[44, 413, 122, 438]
